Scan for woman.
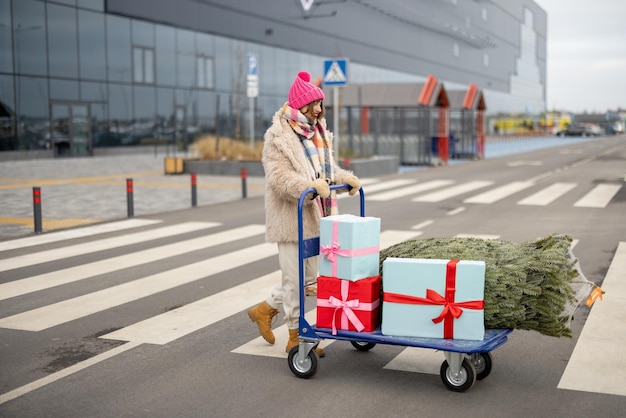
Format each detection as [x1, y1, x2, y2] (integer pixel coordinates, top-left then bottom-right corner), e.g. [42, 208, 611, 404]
[247, 71, 360, 356]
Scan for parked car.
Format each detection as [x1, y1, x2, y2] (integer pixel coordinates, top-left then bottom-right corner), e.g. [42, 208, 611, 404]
[556, 123, 604, 137]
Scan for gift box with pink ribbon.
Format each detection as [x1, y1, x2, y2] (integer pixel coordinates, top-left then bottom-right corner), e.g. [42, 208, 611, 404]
[316, 275, 381, 334]
[381, 257, 486, 340]
[319, 214, 381, 282]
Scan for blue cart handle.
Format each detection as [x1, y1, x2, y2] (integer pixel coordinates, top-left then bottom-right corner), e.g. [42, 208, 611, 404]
[297, 183, 365, 217]
[296, 184, 365, 340]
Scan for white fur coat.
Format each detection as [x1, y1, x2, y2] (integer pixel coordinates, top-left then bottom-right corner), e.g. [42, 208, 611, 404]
[262, 107, 354, 243]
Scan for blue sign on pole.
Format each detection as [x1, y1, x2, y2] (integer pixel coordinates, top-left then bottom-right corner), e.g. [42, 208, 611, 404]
[247, 53, 258, 76]
[323, 59, 348, 86]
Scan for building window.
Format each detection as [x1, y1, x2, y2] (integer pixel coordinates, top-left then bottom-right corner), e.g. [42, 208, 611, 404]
[133, 46, 154, 84]
[484, 53, 489, 67]
[453, 43, 460, 58]
[196, 55, 214, 89]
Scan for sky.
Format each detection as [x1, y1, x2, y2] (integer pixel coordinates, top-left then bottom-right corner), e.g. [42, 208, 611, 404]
[534, 1, 626, 114]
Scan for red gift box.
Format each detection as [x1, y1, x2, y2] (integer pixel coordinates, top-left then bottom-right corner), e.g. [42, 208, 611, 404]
[316, 275, 381, 334]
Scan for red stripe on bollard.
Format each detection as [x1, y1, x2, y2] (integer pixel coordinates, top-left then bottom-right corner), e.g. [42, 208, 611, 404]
[32, 187, 42, 234]
[126, 178, 134, 218]
[241, 168, 247, 199]
[191, 173, 197, 207]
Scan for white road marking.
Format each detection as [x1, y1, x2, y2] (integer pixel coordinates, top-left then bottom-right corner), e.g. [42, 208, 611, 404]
[411, 220, 434, 230]
[231, 309, 332, 358]
[0, 225, 265, 301]
[0, 219, 162, 252]
[447, 207, 465, 216]
[102, 271, 283, 345]
[464, 181, 535, 204]
[573, 184, 621, 208]
[0, 243, 277, 331]
[383, 347, 442, 375]
[558, 242, 626, 396]
[0, 222, 220, 272]
[517, 182, 577, 206]
[362, 179, 415, 193]
[507, 160, 543, 166]
[412, 181, 494, 202]
[368, 180, 454, 201]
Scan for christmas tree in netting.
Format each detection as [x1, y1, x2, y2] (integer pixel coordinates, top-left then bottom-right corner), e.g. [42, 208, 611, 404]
[378, 233, 597, 338]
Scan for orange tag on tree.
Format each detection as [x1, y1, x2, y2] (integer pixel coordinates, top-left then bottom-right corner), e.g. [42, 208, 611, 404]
[584, 286, 603, 307]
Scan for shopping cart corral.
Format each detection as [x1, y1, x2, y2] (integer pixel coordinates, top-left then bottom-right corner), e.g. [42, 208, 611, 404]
[289, 184, 513, 392]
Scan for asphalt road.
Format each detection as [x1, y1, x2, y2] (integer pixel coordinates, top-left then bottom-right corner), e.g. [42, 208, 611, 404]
[1, 135, 625, 417]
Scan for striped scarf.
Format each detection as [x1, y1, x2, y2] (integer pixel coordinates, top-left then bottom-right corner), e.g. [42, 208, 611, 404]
[283, 103, 338, 216]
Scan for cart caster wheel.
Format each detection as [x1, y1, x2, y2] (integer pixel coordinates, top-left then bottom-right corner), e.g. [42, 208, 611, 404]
[469, 352, 492, 380]
[351, 341, 376, 351]
[440, 358, 476, 392]
[288, 346, 319, 379]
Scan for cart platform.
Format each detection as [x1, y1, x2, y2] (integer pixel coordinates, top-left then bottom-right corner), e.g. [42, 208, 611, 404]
[310, 327, 512, 354]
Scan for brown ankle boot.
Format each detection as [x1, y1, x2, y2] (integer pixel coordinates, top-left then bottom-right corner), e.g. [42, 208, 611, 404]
[247, 301, 279, 344]
[286, 328, 325, 357]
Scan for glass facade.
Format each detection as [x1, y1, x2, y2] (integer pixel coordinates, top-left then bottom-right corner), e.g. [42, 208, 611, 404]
[0, 0, 545, 156]
[0, 0, 425, 154]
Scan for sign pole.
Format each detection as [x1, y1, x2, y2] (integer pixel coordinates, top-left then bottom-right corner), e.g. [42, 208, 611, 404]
[246, 53, 258, 148]
[333, 86, 339, 158]
[249, 97, 254, 147]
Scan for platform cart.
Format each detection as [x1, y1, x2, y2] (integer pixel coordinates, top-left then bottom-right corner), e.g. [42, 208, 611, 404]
[288, 184, 512, 392]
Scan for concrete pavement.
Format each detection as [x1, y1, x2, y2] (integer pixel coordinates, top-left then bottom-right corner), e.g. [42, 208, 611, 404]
[0, 154, 266, 240]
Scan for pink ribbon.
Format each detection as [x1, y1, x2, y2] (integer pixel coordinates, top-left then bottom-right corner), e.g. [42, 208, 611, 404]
[320, 220, 379, 277]
[317, 279, 380, 335]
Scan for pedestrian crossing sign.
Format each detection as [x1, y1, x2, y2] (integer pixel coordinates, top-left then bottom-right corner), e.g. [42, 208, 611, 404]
[323, 59, 348, 86]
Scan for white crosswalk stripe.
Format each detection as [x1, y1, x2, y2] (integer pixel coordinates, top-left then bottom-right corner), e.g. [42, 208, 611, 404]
[0, 242, 276, 331]
[517, 182, 577, 206]
[558, 242, 626, 396]
[0, 219, 162, 252]
[0, 224, 265, 301]
[354, 178, 622, 209]
[0, 222, 219, 272]
[103, 271, 282, 345]
[368, 180, 454, 201]
[463, 181, 535, 204]
[411, 181, 494, 202]
[573, 184, 622, 208]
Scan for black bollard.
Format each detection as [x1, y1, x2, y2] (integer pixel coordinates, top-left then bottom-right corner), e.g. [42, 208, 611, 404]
[32, 187, 42, 234]
[191, 173, 197, 207]
[241, 168, 247, 199]
[126, 178, 134, 218]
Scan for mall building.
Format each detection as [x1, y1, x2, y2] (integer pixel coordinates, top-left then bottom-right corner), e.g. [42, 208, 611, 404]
[0, 0, 547, 158]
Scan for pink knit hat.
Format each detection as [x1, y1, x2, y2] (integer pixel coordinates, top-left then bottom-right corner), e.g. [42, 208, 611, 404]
[288, 71, 325, 110]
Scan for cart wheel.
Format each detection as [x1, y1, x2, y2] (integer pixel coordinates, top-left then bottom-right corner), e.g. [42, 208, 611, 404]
[469, 352, 492, 380]
[288, 346, 319, 379]
[350, 341, 376, 351]
[440, 358, 476, 392]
